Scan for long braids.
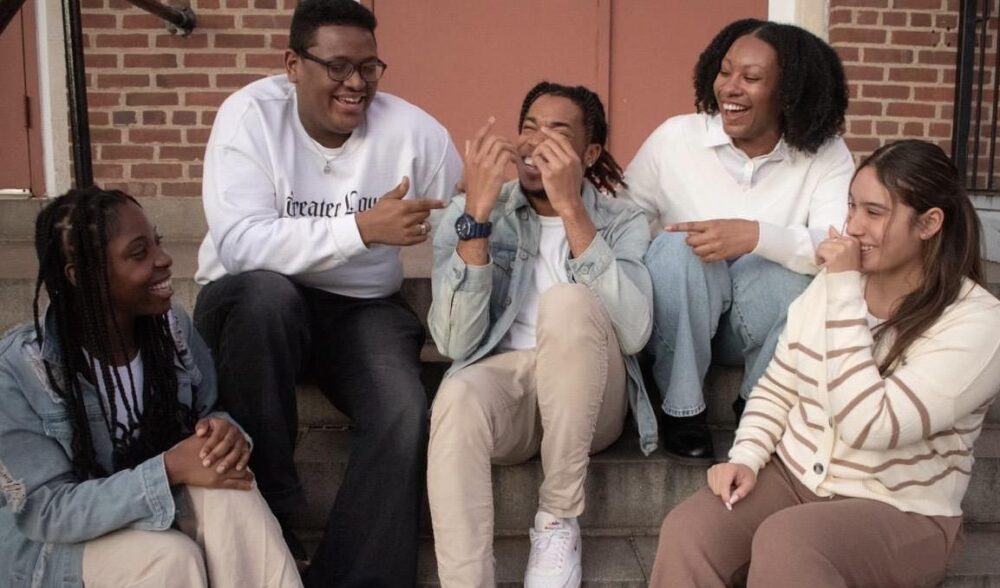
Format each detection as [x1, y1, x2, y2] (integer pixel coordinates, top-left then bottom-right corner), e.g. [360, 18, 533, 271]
[33, 188, 198, 477]
[518, 81, 627, 195]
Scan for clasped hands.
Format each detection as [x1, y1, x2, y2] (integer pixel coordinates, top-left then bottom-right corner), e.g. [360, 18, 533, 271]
[164, 416, 254, 490]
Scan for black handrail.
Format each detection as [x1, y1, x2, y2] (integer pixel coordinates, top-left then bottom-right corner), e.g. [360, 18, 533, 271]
[953, 0, 1000, 195]
[123, 0, 195, 36]
[64, 0, 93, 188]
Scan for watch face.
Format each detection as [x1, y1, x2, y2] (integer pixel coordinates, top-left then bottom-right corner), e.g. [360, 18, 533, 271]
[455, 214, 472, 238]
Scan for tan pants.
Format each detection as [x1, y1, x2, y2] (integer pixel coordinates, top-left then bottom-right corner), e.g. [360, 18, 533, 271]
[82, 484, 302, 588]
[428, 284, 629, 587]
[651, 459, 962, 588]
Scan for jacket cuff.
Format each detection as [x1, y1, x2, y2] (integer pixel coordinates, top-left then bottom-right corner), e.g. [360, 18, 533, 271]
[567, 234, 613, 284]
[752, 221, 818, 273]
[728, 445, 767, 477]
[133, 454, 175, 531]
[445, 250, 492, 292]
[825, 270, 863, 301]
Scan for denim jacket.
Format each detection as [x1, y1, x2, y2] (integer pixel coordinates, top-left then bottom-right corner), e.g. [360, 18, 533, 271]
[0, 302, 227, 588]
[428, 180, 658, 454]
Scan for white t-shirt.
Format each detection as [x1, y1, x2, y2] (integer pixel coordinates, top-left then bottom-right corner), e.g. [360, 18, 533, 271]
[196, 75, 463, 298]
[501, 215, 570, 351]
[622, 113, 854, 275]
[87, 352, 144, 436]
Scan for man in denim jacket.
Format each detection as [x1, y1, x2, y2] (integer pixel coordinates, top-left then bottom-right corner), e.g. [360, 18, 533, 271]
[426, 82, 654, 588]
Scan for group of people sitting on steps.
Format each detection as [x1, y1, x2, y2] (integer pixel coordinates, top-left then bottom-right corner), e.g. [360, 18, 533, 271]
[1, 1, 998, 587]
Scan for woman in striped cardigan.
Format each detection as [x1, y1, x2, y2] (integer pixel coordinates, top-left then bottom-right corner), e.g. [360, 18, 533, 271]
[650, 139, 1000, 587]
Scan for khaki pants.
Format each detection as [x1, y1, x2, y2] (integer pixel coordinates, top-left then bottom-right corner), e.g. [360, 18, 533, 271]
[82, 484, 302, 588]
[428, 284, 629, 587]
[651, 459, 962, 588]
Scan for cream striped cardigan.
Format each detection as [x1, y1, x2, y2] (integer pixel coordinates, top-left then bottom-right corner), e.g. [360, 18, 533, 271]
[730, 270, 1000, 516]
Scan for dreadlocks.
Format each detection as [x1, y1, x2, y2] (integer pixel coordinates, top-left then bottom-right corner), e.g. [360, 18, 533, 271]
[518, 81, 626, 196]
[33, 187, 198, 478]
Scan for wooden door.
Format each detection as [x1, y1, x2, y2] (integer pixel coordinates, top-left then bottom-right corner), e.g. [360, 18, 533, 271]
[0, 1, 42, 196]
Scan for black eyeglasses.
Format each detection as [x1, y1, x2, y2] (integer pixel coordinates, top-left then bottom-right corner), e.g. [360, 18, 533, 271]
[298, 50, 388, 82]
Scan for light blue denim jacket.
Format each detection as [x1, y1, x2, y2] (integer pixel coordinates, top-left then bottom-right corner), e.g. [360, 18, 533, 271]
[428, 180, 658, 455]
[0, 302, 228, 588]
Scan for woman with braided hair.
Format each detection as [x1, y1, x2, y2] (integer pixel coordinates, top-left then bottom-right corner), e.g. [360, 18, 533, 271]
[0, 187, 301, 587]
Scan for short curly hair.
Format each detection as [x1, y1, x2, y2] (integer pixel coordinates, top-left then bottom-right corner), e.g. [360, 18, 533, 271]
[693, 19, 848, 154]
[289, 0, 377, 54]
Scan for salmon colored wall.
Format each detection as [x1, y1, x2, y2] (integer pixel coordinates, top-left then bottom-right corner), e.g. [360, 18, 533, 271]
[371, 0, 767, 175]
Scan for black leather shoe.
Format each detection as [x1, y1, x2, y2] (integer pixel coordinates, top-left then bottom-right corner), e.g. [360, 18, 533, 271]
[660, 411, 716, 465]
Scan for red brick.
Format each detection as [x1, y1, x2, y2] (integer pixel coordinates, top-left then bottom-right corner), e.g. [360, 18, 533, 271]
[254, 0, 278, 8]
[830, 9, 852, 25]
[888, 67, 938, 83]
[849, 119, 873, 135]
[156, 73, 211, 88]
[835, 0, 887, 6]
[101, 145, 154, 159]
[105, 182, 157, 197]
[876, 121, 899, 135]
[187, 128, 212, 143]
[862, 48, 914, 64]
[882, 12, 907, 26]
[142, 111, 167, 125]
[124, 54, 178, 68]
[91, 127, 122, 143]
[903, 122, 926, 136]
[156, 33, 209, 49]
[130, 129, 183, 143]
[160, 146, 205, 160]
[201, 111, 217, 125]
[891, 30, 941, 47]
[861, 84, 910, 99]
[942, 68, 955, 84]
[936, 14, 958, 29]
[216, 73, 265, 88]
[97, 74, 149, 88]
[161, 182, 202, 197]
[121, 14, 162, 28]
[198, 15, 237, 28]
[929, 123, 951, 138]
[189, 164, 204, 177]
[199, 0, 222, 7]
[185, 92, 230, 107]
[85, 54, 118, 69]
[917, 49, 956, 65]
[270, 34, 290, 49]
[172, 111, 198, 125]
[82, 13, 117, 28]
[845, 137, 882, 152]
[107, 0, 133, 8]
[184, 53, 238, 67]
[112, 110, 136, 125]
[93, 163, 124, 179]
[941, 104, 953, 119]
[245, 53, 285, 69]
[856, 11, 878, 25]
[94, 33, 149, 48]
[886, 102, 936, 117]
[914, 86, 954, 101]
[893, 0, 943, 8]
[132, 163, 183, 179]
[848, 100, 884, 116]
[227, 0, 249, 7]
[89, 111, 110, 125]
[844, 65, 885, 81]
[216, 34, 268, 48]
[87, 92, 122, 107]
[909, 13, 933, 27]
[242, 14, 291, 28]
[82, 0, 104, 7]
[836, 46, 861, 63]
[125, 92, 179, 106]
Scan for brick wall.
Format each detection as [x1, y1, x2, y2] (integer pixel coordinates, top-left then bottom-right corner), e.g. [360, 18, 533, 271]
[81, 0, 293, 197]
[828, 0, 960, 160]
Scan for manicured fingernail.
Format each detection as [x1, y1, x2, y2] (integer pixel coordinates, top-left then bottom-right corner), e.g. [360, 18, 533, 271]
[202, 459, 210, 467]
[725, 500, 733, 511]
[216, 466, 225, 473]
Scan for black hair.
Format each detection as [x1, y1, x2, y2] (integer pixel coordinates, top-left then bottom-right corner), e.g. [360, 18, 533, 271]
[518, 81, 626, 196]
[693, 18, 848, 154]
[289, 0, 377, 53]
[33, 187, 198, 478]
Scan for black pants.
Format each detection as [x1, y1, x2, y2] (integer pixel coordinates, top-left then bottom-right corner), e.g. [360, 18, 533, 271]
[194, 271, 427, 587]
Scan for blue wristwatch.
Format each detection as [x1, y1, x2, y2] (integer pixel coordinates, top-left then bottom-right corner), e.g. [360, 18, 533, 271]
[455, 213, 492, 240]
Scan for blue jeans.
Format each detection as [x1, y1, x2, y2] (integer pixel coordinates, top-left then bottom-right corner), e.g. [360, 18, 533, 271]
[644, 232, 811, 417]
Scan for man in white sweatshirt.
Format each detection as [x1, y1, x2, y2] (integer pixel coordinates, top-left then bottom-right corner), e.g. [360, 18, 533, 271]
[192, 1, 461, 585]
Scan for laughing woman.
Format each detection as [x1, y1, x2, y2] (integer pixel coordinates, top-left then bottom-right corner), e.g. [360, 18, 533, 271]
[651, 140, 1000, 587]
[0, 188, 301, 587]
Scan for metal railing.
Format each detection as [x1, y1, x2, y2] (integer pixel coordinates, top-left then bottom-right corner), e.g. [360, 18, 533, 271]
[953, 0, 1000, 195]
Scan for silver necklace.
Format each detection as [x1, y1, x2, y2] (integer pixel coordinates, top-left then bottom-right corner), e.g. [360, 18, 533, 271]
[308, 136, 337, 174]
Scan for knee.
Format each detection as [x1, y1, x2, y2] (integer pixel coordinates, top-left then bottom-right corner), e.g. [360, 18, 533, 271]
[750, 512, 828, 579]
[146, 532, 207, 579]
[537, 284, 603, 339]
[228, 271, 307, 326]
[430, 377, 490, 443]
[366, 383, 429, 445]
[645, 232, 697, 273]
[658, 494, 717, 557]
[732, 257, 810, 306]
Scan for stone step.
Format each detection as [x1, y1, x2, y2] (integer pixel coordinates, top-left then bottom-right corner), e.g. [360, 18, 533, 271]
[297, 526, 1000, 586]
[289, 427, 1000, 534]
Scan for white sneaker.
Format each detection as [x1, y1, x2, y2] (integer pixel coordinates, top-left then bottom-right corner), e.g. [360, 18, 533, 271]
[524, 511, 582, 588]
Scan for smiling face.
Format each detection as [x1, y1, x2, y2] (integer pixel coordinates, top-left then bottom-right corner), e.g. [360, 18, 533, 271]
[102, 201, 174, 326]
[286, 24, 378, 148]
[714, 33, 783, 158]
[846, 166, 930, 279]
[515, 94, 599, 197]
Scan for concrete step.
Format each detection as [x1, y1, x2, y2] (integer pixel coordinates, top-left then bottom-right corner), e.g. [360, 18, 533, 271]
[298, 526, 1000, 586]
[290, 426, 1000, 534]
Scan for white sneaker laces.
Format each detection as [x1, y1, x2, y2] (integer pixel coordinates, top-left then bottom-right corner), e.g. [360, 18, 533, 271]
[528, 527, 573, 573]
